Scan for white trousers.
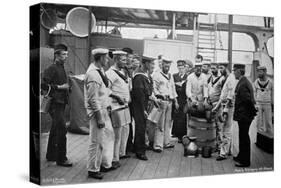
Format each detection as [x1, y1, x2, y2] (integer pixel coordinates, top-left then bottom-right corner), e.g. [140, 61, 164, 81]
[218, 107, 234, 156]
[113, 124, 130, 161]
[256, 103, 273, 138]
[87, 109, 115, 172]
[153, 101, 173, 150]
[111, 107, 131, 161]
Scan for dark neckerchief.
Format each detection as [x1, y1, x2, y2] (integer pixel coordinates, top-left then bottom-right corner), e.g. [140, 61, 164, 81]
[97, 69, 109, 87]
[134, 70, 150, 83]
[113, 69, 128, 83]
[179, 73, 187, 80]
[160, 71, 170, 81]
[210, 75, 222, 87]
[257, 79, 269, 92]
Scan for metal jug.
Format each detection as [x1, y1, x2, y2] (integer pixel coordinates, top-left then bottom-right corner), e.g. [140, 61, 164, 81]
[183, 136, 198, 157]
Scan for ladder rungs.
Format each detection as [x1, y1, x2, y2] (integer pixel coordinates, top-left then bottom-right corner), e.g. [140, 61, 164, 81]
[199, 25, 215, 29]
[199, 30, 215, 32]
[198, 48, 216, 50]
[199, 31, 215, 34]
[203, 55, 215, 58]
[198, 51, 215, 53]
[197, 46, 216, 50]
[198, 41, 215, 44]
[199, 23, 216, 27]
[198, 37, 215, 41]
[198, 52, 216, 54]
[198, 34, 216, 37]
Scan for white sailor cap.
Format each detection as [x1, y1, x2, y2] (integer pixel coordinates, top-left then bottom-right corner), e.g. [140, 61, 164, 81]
[257, 65, 267, 71]
[112, 50, 127, 55]
[162, 58, 172, 63]
[202, 59, 211, 66]
[195, 62, 203, 67]
[91, 48, 109, 56]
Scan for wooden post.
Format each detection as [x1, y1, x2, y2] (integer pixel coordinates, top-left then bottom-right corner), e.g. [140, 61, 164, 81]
[87, 6, 92, 66]
[228, 15, 233, 71]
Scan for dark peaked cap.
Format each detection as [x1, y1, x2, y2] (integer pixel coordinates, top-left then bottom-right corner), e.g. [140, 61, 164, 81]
[54, 44, 68, 53]
[233, 64, 245, 69]
[177, 60, 185, 66]
[122, 47, 133, 54]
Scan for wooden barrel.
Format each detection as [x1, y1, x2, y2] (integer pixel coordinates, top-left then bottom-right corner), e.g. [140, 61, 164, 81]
[187, 116, 216, 150]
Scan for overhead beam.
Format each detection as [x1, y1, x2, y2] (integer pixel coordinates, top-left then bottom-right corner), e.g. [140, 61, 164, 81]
[145, 9, 158, 19]
[199, 22, 273, 33]
[97, 22, 194, 30]
[106, 17, 172, 26]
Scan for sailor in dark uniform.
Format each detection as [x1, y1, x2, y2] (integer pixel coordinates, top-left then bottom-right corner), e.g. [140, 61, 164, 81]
[131, 56, 155, 160]
[42, 44, 72, 167]
[232, 64, 257, 167]
[172, 60, 188, 143]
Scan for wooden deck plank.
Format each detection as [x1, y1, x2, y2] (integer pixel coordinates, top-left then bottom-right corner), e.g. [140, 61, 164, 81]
[167, 144, 182, 178]
[154, 148, 174, 179]
[128, 151, 154, 180]
[114, 155, 139, 181]
[41, 134, 88, 179]
[190, 157, 202, 176]
[128, 159, 148, 180]
[220, 157, 235, 174]
[55, 142, 88, 181]
[211, 153, 225, 175]
[179, 155, 191, 177]
[141, 150, 162, 179]
[100, 157, 130, 182]
[40, 133, 86, 170]
[41, 143, 87, 181]
[201, 157, 213, 175]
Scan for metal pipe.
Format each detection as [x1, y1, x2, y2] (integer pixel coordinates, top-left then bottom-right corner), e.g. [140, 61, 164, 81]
[87, 6, 92, 66]
[172, 12, 176, 39]
[228, 15, 233, 70]
[193, 15, 197, 58]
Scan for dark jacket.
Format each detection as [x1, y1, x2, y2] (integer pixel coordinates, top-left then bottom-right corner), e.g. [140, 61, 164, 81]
[131, 72, 153, 114]
[233, 76, 257, 122]
[42, 60, 69, 104]
[173, 73, 187, 110]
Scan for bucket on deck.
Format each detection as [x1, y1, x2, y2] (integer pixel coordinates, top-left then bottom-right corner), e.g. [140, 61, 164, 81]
[187, 116, 216, 151]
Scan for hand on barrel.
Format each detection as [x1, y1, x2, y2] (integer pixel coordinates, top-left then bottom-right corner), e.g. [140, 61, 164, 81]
[189, 98, 197, 107]
[203, 98, 209, 109]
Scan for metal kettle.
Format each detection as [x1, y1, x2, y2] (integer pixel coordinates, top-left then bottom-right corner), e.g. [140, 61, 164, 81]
[182, 136, 198, 157]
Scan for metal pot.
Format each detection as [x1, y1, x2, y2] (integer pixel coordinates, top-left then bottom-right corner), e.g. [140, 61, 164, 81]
[183, 136, 198, 157]
[201, 146, 213, 158]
